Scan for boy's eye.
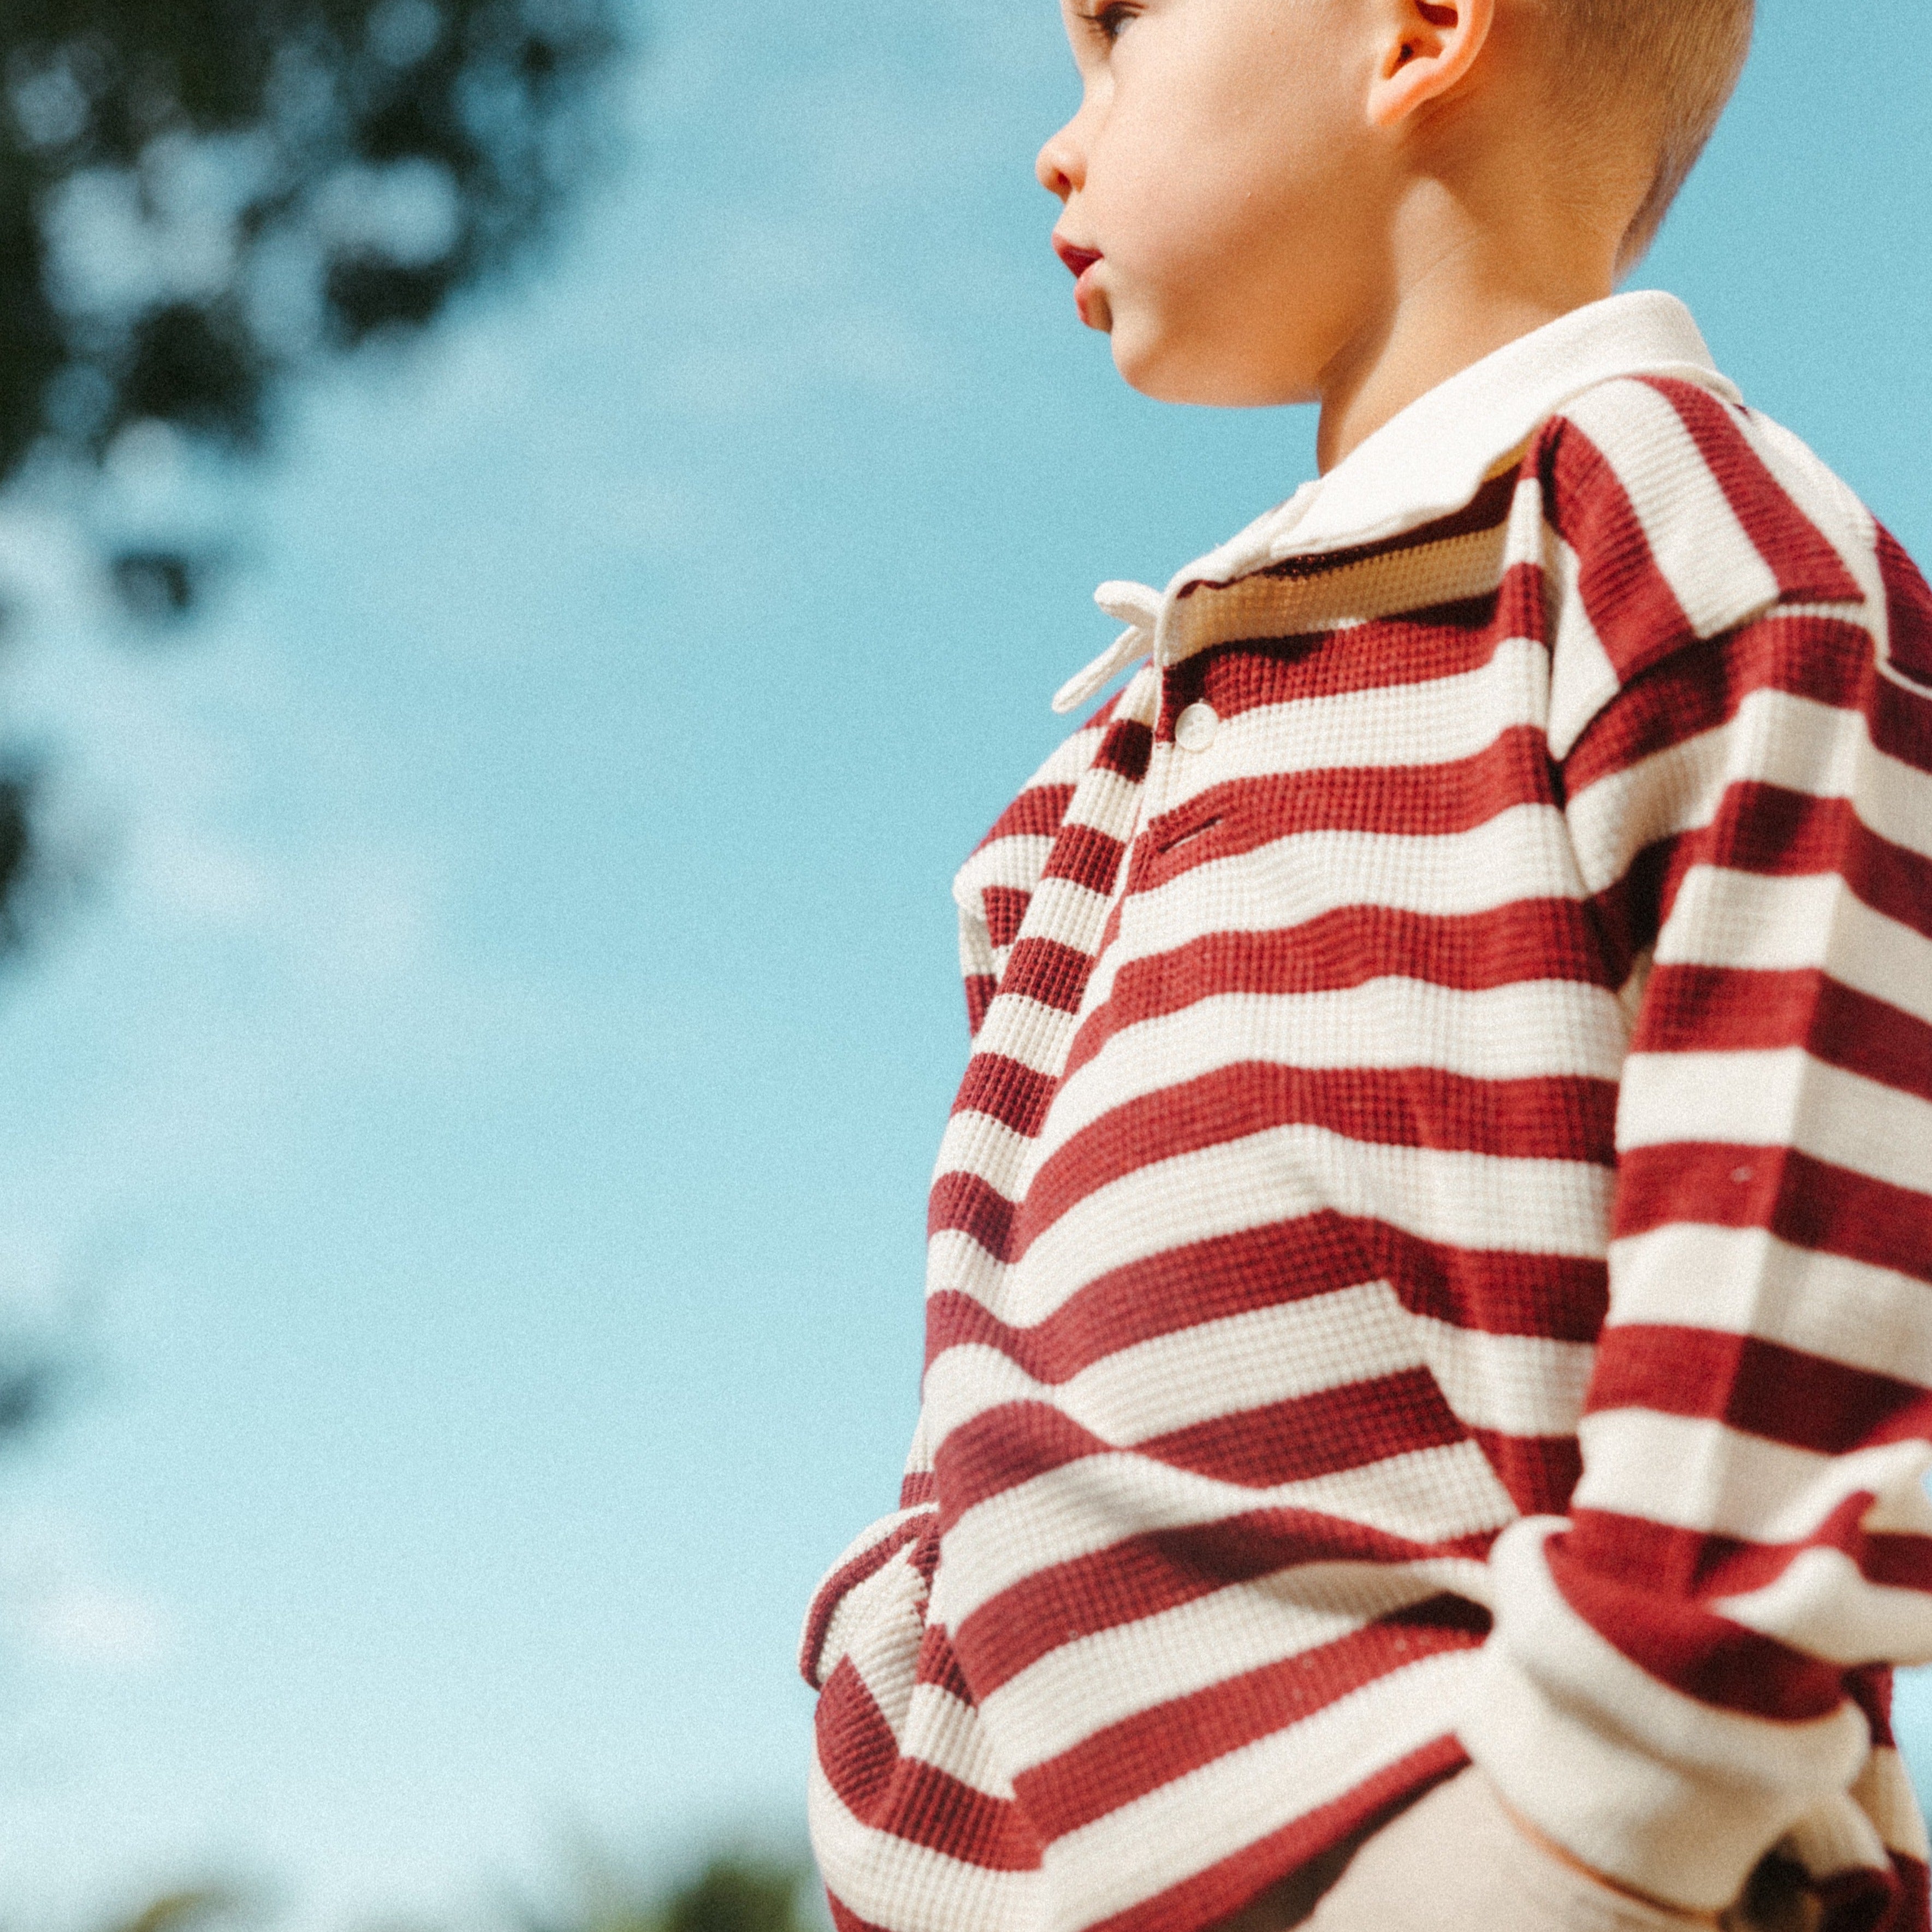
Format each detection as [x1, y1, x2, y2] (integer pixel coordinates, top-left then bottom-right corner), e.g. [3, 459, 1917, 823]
[1077, 2, 1140, 44]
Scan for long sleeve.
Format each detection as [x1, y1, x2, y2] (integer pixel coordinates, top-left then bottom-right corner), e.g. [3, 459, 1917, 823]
[1463, 429, 1932, 1914]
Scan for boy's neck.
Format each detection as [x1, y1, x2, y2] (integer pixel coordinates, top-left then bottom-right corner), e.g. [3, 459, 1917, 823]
[1312, 192, 1626, 476]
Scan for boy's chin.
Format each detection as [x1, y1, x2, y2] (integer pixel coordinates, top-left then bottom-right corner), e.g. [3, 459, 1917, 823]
[1109, 325, 1201, 404]
[1111, 329, 1309, 409]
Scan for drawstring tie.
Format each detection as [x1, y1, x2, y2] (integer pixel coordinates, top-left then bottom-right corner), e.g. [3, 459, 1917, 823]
[1052, 580, 1164, 715]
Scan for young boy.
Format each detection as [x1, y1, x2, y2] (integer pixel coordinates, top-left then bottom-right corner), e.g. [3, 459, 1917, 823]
[799, 2, 1932, 1929]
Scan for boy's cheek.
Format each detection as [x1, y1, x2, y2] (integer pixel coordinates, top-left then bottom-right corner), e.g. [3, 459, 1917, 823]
[1095, 257, 1245, 386]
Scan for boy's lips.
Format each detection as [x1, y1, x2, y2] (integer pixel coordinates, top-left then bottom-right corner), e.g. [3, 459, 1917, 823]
[1054, 238, 1103, 280]
[1053, 238, 1108, 329]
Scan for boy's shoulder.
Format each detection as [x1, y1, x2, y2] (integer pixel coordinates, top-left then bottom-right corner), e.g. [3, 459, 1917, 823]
[1520, 370, 1929, 754]
[1536, 370, 1869, 615]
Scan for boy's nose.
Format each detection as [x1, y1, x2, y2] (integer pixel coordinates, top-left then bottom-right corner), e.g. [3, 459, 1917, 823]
[1036, 124, 1082, 200]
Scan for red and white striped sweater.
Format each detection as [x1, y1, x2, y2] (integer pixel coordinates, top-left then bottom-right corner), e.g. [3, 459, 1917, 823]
[801, 293, 1932, 1932]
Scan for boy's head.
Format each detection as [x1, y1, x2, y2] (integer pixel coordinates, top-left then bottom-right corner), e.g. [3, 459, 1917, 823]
[1551, 0, 1755, 269]
[1039, 0, 1752, 413]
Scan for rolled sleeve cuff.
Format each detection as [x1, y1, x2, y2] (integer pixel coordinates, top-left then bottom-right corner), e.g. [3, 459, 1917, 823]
[1458, 1519, 1875, 1913]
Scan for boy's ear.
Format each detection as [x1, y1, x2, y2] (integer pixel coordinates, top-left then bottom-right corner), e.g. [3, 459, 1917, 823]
[1365, 0, 1496, 127]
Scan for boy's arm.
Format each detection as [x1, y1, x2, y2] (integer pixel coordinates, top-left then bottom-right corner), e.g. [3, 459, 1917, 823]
[1461, 443, 1932, 1916]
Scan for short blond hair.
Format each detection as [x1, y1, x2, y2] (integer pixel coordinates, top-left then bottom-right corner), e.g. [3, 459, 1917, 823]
[1545, 0, 1755, 267]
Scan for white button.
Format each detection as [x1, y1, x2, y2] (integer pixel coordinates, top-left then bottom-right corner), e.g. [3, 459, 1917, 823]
[1175, 702, 1219, 752]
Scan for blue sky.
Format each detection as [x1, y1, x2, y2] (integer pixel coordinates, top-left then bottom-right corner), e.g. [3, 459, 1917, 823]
[0, 1, 1925, 1924]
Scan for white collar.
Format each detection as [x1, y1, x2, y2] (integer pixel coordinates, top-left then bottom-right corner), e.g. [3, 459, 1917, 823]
[1056, 291, 1740, 714]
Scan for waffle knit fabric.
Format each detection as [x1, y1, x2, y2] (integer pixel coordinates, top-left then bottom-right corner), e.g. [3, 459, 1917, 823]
[799, 293, 1932, 1932]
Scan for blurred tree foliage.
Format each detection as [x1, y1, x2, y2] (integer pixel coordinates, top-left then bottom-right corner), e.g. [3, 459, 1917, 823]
[78, 1853, 820, 1932]
[97, 1890, 254, 1932]
[655, 1859, 817, 1932]
[0, 0, 625, 956]
[0, 0, 623, 469]
[524, 1851, 821, 1932]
